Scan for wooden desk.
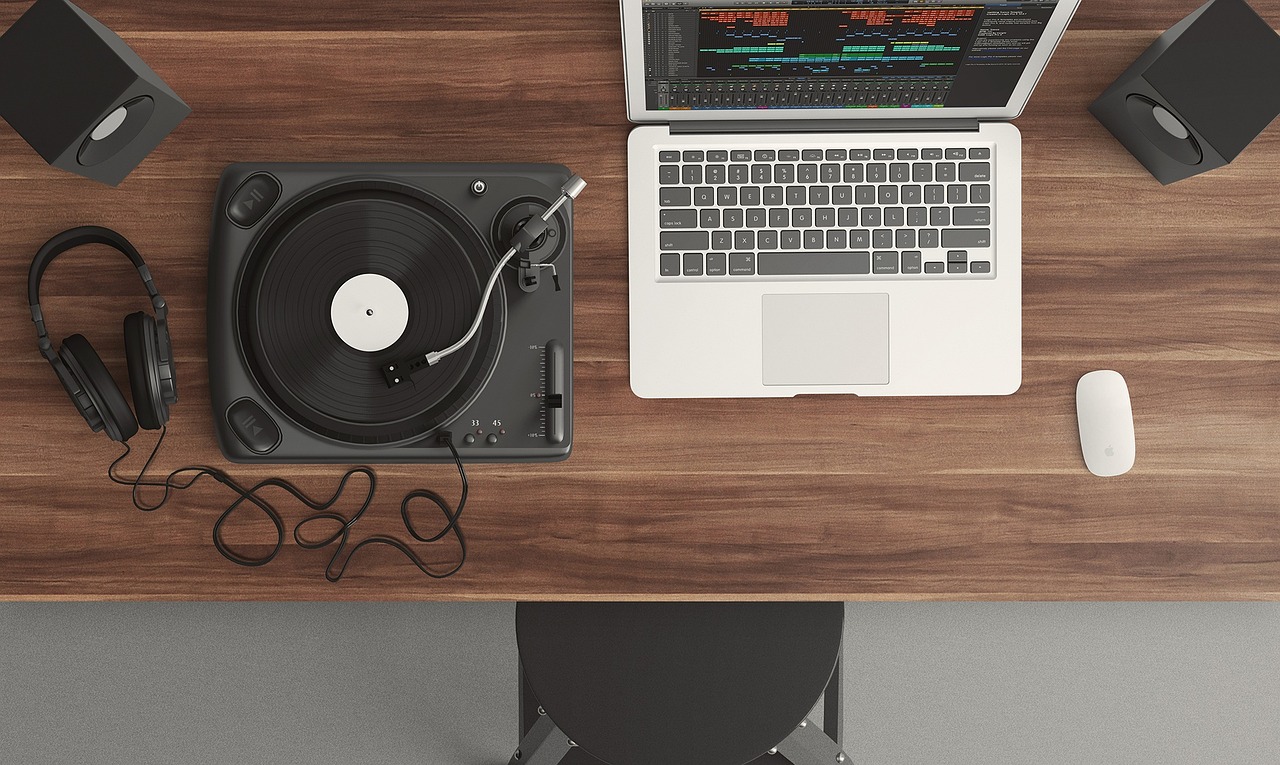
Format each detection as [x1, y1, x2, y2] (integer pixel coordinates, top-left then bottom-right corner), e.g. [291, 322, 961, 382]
[2, 1, 1278, 601]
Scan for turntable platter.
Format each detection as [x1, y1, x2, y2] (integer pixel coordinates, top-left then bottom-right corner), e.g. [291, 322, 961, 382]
[238, 182, 503, 444]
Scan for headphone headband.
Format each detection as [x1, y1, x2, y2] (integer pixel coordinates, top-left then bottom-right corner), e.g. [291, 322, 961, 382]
[28, 226, 166, 354]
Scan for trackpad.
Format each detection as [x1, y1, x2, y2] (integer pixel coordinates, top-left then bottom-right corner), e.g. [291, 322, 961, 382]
[762, 293, 889, 385]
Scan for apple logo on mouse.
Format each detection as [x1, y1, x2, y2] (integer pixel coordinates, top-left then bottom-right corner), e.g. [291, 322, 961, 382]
[1105, 446, 1114, 457]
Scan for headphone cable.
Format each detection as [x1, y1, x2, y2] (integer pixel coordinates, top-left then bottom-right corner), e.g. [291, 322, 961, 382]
[107, 426, 467, 580]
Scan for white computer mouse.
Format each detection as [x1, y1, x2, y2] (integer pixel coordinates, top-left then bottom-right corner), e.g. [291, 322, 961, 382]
[1076, 370, 1135, 477]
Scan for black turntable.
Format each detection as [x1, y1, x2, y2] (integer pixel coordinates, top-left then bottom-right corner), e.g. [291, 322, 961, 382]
[207, 163, 575, 463]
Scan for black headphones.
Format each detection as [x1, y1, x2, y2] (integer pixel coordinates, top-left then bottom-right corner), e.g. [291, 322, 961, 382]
[28, 226, 178, 442]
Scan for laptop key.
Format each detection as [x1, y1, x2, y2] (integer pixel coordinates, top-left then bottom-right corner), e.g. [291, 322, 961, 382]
[746, 208, 767, 227]
[801, 149, 823, 161]
[682, 165, 703, 185]
[707, 150, 729, 162]
[682, 150, 704, 162]
[948, 261, 968, 274]
[848, 229, 870, 248]
[660, 209, 698, 228]
[700, 209, 720, 228]
[659, 151, 680, 162]
[969, 147, 991, 159]
[754, 150, 776, 161]
[948, 250, 968, 262]
[659, 165, 679, 184]
[924, 261, 945, 274]
[706, 165, 726, 184]
[758, 230, 779, 250]
[660, 231, 709, 250]
[779, 149, 800, 161]
[902, 251, 923, 274]
[724, 209, 744, 228]
[717, 186, 737, 206]
[942, 229, 990, 248]
[825, 149, 847, 161]
[907, 207, 927, 229]
[731, 150, 752, 161]
[873, 148, 894, 160]
[953, 206, 991, 226]
[970, 260, 991, 273]
[712, 230, 732, 250]
[781, 230, 801, 249]
[850, 149, 871, 161]
[872, 251, 899, 274]
[945, 148, 966, 159]
[769, 208, 789, 227]
[971, 184, 991, 204]
[764, 186, 784, 206]
[735, 230, 755, 249]
[660, 187, 691, 206]
[693, 187, 714, 206]
[922, 148, 944, 160]
[741, 186, 762, 205]
[804, 230, 825, 249]
[660, 253, 680, 276]
[729, 253, 756, 275]
[683, 253, 704, 276]
[706, 252, 728, 275]
[959, 162, 990, 182]
[729, 165, 749, 184]
[756, 251, 870, 275]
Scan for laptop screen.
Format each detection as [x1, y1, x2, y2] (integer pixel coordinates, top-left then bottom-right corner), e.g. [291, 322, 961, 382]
[641, 0, 1062, 111]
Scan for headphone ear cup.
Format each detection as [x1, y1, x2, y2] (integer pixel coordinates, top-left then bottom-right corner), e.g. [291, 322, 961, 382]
[124, 311, 168, 430]
[60, 334, 138, 442]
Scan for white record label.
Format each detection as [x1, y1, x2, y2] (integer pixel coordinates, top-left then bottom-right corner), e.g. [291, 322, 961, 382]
[330, 273, 410, 352]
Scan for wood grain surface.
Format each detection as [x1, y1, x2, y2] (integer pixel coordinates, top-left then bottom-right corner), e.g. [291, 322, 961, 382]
[1, 0, 1278, 600]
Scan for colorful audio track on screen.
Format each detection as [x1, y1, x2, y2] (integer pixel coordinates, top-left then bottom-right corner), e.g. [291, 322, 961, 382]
[642, 1, 1059, 111]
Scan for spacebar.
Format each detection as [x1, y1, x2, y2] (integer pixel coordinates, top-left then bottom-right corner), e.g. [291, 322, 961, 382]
[757, 251, 871, 275]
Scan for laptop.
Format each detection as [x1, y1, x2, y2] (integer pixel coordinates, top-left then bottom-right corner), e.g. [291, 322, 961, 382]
[623, 0, 1079, 398]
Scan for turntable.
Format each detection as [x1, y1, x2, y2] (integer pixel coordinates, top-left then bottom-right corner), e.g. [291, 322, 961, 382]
[207, 163, 575, 463]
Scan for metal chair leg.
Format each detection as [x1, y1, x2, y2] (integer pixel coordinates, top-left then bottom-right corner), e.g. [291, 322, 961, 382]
[823, 655, 842, 745]
[508, 711, 573, 765]
[772, 718, 849, 765]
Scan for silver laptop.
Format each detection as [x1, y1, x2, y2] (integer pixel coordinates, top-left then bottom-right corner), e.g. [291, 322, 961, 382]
[623, 0, 1079, 398]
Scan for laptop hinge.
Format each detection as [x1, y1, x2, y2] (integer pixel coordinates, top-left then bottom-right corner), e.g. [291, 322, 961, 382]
[670, 118, 981, 134]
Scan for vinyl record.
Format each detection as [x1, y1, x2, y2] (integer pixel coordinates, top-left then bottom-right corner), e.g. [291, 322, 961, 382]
[237, 180, 504, 444]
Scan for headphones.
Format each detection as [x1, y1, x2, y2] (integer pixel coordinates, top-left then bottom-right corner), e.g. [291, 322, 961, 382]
[28, 226, 178, 442]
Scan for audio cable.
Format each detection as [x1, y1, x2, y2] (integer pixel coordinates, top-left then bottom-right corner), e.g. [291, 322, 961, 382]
[107, 426, 467, 580]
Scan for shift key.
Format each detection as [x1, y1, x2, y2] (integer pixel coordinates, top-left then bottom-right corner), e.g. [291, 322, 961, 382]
[660, 231, 710, 251]
[941, 228, 990, 248]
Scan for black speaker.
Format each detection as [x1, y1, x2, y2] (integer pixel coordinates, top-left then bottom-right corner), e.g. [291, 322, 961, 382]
[0, 0, 190, 186]
[1089, 0, 1280, 185]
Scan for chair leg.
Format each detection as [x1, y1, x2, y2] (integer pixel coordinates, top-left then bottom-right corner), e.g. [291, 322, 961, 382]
[508, 712, 573, 765]
[772, 718, 849, 765]
[823, 655, 842, 745]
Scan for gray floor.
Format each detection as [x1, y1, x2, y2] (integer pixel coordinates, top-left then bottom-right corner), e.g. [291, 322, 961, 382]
[2, 603, 1278, 764]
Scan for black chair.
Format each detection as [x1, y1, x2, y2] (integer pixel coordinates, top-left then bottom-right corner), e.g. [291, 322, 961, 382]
[509, 602, 847, 765]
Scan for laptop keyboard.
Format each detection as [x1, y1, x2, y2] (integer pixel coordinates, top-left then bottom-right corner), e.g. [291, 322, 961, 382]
[655, 145, 995, 280]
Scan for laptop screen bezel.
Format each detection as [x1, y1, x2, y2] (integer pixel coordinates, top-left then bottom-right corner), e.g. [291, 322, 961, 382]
[621, 0, 1080, 123]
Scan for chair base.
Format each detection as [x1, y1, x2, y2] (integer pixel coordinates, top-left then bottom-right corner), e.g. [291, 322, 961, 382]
[511, 658, 848, 765]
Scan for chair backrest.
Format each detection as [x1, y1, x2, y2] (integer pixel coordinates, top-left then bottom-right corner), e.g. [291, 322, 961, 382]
[516, 601, 845, 765]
